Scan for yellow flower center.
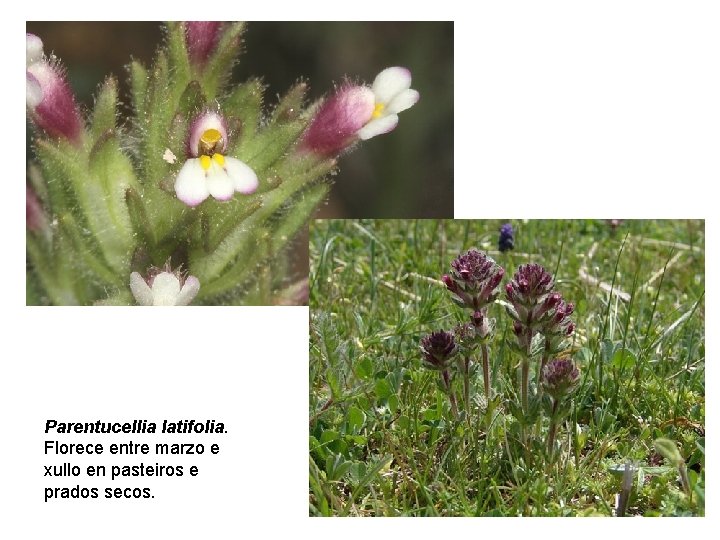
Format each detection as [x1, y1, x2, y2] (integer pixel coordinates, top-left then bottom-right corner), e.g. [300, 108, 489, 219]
[372, 103, 385, 119]
[199, 153, 226, 171]
[199, 128, 224, 155]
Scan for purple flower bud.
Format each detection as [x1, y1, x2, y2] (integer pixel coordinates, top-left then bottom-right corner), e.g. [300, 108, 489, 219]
[447, 249, 505, 311]
[300, 85, 375, 156]
[541, 357, 580, 400]
[506, 264, 555, 310]
[184, 22, 222, 68]
[420, 330, 458, 370]
[498, 223, 514, 252]
[544, 292, 562, 310]
[26, 34, 82, 143]
[442, 274, 458, 293]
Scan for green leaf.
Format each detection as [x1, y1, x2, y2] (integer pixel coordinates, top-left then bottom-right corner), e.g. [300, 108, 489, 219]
[326, 370, 341, 400]
[654, 438, 684, 467]
[388, 394, 399, 414]
[347, 406, 365, 432]
[242, 118, 309, 175]
[178, 80, 207, 118]
[125, 187, 157, 248]
[319, 430, 340, 444]
[142, 51, 172, 187]
[165, 22, 191, 88]
[225, 78, 264, 150]
[269, 81, 308, 125]
[201, 22, 245, 100]
[129, 60, 148, 118]
[356, 357, 373, 379]
[374, 378, 393, 400]
[34, 139, 82, 214]
[87, 131, 140, 271]
[611, 349, 637, 370]
[90, 76, 117, 139]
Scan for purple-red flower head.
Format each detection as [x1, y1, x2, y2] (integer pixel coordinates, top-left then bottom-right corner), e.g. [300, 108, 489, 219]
[445, 249, 504, 311]
[420, 330, 458, 370]
[541, 357, 580, 400]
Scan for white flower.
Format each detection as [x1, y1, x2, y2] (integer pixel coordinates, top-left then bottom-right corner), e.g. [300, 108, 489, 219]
[356, 67, 420, 140]
[130, 270, 200, 306]
[26, 34, 44, 108]
[174, 111, 258, 207]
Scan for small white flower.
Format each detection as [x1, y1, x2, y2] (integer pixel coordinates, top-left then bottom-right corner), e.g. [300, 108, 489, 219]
[130, 270, 200, 306]
[356, 67, 420, 140]
[174, 111, 258, 207]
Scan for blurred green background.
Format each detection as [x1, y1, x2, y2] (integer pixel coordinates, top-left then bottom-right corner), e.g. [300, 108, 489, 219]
[26, 21, 454, 219]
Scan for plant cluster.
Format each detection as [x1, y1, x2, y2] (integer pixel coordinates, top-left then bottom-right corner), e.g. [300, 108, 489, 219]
[422, 249, 580, 461]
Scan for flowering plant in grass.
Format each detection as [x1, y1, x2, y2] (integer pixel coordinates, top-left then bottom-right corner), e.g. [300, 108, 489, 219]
[26, 24, 418, 306]
[419, 244, 581, 460]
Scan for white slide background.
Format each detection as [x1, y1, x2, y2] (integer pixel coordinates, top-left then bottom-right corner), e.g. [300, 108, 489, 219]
[6, 1, 718, 538]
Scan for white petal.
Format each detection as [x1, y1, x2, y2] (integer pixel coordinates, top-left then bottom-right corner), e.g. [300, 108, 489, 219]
[206, 164, 235, 201]
[357, 114, 399, 140]
[150, 272, 182, 306]
[176, 276, 201, 306]
[26, 34, 43, 67]
[129, 272, 154, 306]
[175, 159, 210, 207]
[27, 72, 43, 109]
[385, 89, 420, 115]
[224, 157, 259, 194]
[372, 67, 412, 105]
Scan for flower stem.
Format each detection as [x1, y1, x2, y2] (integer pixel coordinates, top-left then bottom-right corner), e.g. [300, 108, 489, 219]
[547, 398, 559, 460]
[463, 356, 471, 415]
[442, 369, 458, 419]
[521, 358, 530, 415]
[537, 340, 550, 399]
[481, 342, 491, 399]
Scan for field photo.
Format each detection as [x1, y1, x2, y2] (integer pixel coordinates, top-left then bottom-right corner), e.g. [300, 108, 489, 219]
[309, 219, 705, 516]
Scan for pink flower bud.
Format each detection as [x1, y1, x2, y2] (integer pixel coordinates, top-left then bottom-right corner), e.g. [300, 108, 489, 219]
[184, 22, 222, 68]
[26, 34, 82, 143]
[300, 85, 375, 156]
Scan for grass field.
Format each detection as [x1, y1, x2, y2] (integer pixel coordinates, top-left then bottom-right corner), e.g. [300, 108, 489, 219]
[309, 219, 704, 517]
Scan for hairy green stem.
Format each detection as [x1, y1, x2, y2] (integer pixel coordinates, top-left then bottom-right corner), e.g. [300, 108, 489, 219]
[463, 356, 471, 415]
[547, 398, 559, 460]
[442, 369, 458, 419]
[521, 358, 530, 415]
[481, 342, 491, 399]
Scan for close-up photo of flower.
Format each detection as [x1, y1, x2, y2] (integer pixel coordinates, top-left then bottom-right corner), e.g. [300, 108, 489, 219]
[25, 21, 453, 306]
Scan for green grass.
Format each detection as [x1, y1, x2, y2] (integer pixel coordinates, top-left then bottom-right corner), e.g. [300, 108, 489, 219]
[309, 219, 705, 517]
